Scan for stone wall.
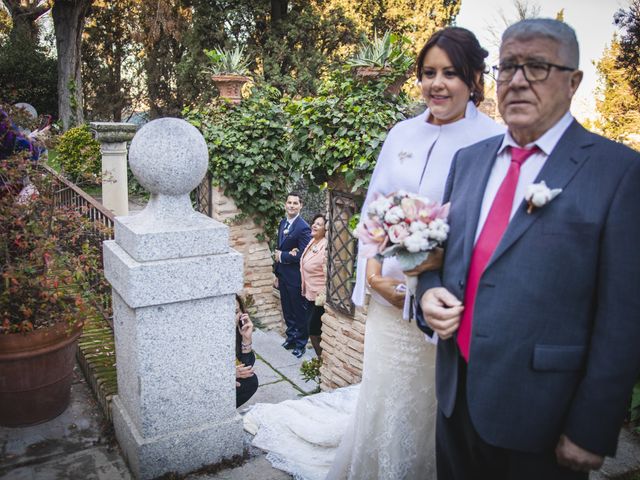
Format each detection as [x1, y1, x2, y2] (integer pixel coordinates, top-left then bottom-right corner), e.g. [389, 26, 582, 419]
[211, 187, 282, 329]
[319, 302, 367, 390]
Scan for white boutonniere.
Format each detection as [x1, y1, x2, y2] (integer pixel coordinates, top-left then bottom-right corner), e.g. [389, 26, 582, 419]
[283, 228, 289, 236]
[524, 181, 562, 214]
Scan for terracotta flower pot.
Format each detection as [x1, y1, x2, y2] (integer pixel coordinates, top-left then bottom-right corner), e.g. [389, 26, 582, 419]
[354, 66, 408, 95]
[354, 66, 392, 80]
[211, 74, 251, 104]
[0, 321, 83, 427]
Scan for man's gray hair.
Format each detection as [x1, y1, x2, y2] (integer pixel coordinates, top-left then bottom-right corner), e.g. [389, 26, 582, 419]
[502, 19, 580, 68]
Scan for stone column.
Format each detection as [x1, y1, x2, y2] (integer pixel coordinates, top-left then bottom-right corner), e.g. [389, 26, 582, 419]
[90, 122, 137, 216]
[103, 118, 244, 479]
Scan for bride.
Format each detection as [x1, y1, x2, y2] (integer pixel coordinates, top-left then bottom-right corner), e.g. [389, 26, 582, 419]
[327, 26, 503, 480]
[245, 27, 503, 480]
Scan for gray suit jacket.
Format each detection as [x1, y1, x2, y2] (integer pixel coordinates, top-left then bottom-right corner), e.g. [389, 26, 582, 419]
[417, 120, 640, 456]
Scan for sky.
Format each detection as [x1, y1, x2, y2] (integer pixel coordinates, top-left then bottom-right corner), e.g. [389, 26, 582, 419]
[456, 0, 628, 121]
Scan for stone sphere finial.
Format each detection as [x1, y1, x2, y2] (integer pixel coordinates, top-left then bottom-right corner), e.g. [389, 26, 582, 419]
[129, 118, 208, 196]
[127, 118, 209, 221]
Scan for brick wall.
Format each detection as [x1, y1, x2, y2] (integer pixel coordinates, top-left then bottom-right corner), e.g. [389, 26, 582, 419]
[211, 187, 282, 329]
[319, 302, 368, 390]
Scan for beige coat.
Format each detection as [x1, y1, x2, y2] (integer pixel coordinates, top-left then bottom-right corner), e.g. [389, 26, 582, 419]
[300, 237, 327, 301]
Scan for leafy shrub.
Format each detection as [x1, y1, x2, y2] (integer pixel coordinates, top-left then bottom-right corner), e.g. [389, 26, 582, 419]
[286, 67, 409, 191]
[0, 153, 103, 334]
[300, 356, 322, 384]
[56, 124, 102, 184]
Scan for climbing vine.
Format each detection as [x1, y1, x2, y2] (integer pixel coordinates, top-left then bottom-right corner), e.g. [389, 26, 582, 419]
[185, 69, 413, 241]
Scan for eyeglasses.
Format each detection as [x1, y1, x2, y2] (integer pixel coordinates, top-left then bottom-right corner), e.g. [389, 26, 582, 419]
[492, 61, 576, 83]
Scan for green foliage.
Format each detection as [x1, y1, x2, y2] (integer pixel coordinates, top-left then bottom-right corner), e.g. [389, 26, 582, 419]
[185, 85, 291, 242]
[186, 68, 410, 243]
[0, 154, 104, 334]
[285, 67, 409, 191]
[0, 32, 58, 118]
[203, 46, 250, 75]
[300, 356, 322, 384]
[56, 124, 102, 184]
[347, 31, 413, 72]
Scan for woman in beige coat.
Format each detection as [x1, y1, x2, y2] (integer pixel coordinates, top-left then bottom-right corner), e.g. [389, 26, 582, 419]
[299, 214, 327, 356]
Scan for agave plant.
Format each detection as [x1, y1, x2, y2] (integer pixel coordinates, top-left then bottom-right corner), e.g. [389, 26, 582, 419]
[203, 46, 250, 76]
[347, 31, 414, 73]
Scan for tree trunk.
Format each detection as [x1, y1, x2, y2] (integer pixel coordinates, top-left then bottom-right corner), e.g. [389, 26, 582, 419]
[52, 0, 91, 131]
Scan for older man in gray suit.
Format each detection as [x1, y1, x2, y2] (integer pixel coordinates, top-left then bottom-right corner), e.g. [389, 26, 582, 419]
[417, 19, 640, 480]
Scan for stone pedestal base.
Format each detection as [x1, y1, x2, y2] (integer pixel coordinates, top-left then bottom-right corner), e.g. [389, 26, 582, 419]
[112, 396, 244, 480]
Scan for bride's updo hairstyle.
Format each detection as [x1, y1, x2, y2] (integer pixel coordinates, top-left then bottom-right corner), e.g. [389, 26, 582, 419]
[415, 27, 489, 106]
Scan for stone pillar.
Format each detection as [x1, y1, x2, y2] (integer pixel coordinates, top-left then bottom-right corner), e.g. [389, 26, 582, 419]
[103, 118, 244, 479]
[91, 122, 137, 216]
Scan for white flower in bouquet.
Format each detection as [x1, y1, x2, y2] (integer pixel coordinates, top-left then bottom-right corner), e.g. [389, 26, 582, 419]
[384, 205, 405, 224]
[367, 196, 393, 217]
[409, 220, 428, 233]
[405, 231, 430, 253]
[427, 218, 449, 243]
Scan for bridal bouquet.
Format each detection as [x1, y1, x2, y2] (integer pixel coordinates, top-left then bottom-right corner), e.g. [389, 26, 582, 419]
[356, 191, 450, 295]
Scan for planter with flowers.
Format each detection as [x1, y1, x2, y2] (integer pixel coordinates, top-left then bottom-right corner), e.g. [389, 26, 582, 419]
[347, 31, 414, 96]
[204, 46, 252, 104]
[0, 152, 102, 427]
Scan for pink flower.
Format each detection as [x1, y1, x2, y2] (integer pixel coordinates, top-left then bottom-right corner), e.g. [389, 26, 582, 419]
[356, 219, 389, 257]
[388, 222, 410, 244]
[417, 201, 450, 223]
[400, 197, 419, 221]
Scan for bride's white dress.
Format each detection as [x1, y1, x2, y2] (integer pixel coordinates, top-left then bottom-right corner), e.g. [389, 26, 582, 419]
[243, 299, 437, 480]
[327, 300, 437, 479]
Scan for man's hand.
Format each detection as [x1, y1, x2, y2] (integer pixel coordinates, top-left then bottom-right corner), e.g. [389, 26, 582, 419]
[273, 277, 279, 289]
[275, 250, 282, 262]
[556, 435, 604, 472]
[403, 247, 444, 276]
[420, 287, 464, 339]
[289, 248, 299, 257]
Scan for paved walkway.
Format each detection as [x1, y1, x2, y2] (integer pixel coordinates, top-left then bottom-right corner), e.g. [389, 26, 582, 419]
[1, 328, 638, 479]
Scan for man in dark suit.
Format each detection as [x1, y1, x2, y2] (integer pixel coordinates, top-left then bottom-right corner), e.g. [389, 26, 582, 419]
[274, 192, 311, 358]
[417, 19, 640, 479]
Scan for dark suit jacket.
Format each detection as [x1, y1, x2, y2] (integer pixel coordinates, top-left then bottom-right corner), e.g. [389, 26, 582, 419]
[417, 121, 640, 456]
[274, 216, 311, 287]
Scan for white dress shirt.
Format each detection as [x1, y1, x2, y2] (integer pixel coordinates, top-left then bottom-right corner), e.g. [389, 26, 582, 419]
[474, 111, 574, 242]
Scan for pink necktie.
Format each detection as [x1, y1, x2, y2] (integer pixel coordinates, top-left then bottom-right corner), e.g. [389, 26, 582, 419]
[457, 146, 539, 361]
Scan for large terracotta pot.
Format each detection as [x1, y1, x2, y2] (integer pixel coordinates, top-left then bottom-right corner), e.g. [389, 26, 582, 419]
[211, 74, 251, 104]
[0, 321, 83, 427]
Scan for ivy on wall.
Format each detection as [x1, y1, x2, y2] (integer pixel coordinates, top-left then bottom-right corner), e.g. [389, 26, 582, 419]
[184, 70, 413, 243]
